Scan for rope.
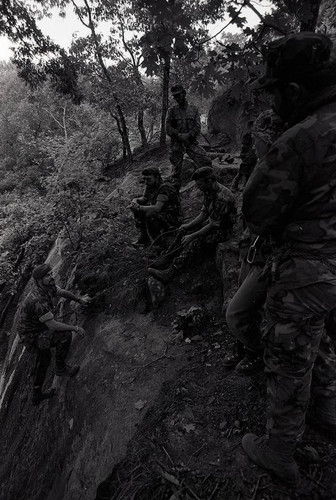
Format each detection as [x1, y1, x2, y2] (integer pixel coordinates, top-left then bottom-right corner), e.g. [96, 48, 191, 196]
[260, 244, 336, 281]
[91, 235, 186, 300]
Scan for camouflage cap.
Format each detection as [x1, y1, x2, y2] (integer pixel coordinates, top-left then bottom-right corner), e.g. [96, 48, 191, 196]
[142, 166, 160, 177]
[252, 32, 333, 90]
[32, 263, 52, 280]
[171, 84, 186, 95]
[191, 166, 216, 181]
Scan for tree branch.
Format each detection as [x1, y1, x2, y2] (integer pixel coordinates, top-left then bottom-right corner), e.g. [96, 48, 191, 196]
[70, 0, 90, 28]
[42, 108, 64, 130]
[199, 1, 248, 45]
[244, 1, 288, 35]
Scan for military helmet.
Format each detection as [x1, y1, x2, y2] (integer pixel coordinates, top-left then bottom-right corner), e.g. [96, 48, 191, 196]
[252, 32, 333, 89]
[191, 166, 216, 181]
[171, 84, 186, 96]
[32, 263, 52, 280]
[142, 166, 160, 177]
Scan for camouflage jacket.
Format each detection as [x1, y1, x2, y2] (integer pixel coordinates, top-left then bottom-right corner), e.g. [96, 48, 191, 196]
[243, 88, 336, 256]
[144, 180, 183, 222]
[17, 283, 59, 343]
[166, 101, 201, 147]
[202, 182, 237, 230]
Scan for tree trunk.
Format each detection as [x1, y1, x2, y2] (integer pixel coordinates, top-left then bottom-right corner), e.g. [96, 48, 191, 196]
[300, 0, 322, 31]
[138, 107, 148, 147]
[116, 105, 133, 162]
[160, 54, 171, 147]
[112, 112, 127, 159]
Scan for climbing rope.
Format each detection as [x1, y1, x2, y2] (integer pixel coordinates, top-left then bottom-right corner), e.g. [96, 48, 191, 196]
[91, 227, 187, 300]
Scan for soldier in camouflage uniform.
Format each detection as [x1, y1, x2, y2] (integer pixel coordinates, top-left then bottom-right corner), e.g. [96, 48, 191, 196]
[130, 166, 183, 248]
[240, 32, 336, 486]
[166, 84, 212, 190]
[231, 121, 257, 191]
[17, 263, 88, 405]
[225, 110, 285, 376]
[148, 167, 236, 283]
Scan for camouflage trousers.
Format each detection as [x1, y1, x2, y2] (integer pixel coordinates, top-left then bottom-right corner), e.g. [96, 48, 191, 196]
[134, 210, 181, 241]
[169, 142, 212, 189]
[170, 228, 232, 271]
[33, 330, 72, 388]
[226, 261, 267, 352]
[265, 266, 336, 442]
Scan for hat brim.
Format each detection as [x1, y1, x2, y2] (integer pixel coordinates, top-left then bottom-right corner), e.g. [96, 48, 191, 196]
[249, 76, 279, 91]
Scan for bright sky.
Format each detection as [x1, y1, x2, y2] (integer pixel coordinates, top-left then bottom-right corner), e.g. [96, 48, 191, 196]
[0, 1, 273, 61]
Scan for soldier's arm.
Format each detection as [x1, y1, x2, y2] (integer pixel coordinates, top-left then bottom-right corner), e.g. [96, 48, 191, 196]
[186, 107, 201, 141]
[166, 107, 180, 138]
[136, 200, 165, 215]
[56, 287, 89, 305]
[133, 196, 147, 204]
[182, 210, 208, 231]
[187, 220, 215, 240]
[34, 300, 82, 334]
[242, 139, 301, 235]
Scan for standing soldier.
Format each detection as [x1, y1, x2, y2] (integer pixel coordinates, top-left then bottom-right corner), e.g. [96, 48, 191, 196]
[225, 110, 285, 376]
[130, 167, 183, 248]
[166, 84, 212, 190]
[241, 32, 336, 486]
[17, 263, 88, 405]
[231, 120, 257, 191]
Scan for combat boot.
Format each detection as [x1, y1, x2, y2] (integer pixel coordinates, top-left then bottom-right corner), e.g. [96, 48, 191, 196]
[132, 232, 151, 248]
[223, 341, 245, 368]
[32, 386, 56, 406]
[235, 349, 264, 376]
[242, 433, 300, 487]
[148, 265, 177, 283]
[306, 396, 336, 439]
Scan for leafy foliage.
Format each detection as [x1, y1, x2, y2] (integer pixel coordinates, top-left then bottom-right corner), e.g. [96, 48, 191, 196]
[0, 65, 121, 293]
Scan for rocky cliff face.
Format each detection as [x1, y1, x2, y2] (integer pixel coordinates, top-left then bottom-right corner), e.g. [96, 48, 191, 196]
[0, 250, 190, 500]
[207, 83, 269, 152]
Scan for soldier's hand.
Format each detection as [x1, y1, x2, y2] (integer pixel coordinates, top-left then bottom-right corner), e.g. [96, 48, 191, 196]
[130, 200, 140, 212]
[75, 326, 86, 337]
[178, 224, 188, 234]
[181, 234, 195, 246]
[79, 295, 91, 306]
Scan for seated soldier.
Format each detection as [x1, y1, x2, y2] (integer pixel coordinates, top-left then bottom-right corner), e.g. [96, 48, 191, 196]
[130, 166, 183, 248]
[148, 166, 236, 282]
[17, 263, 89, 405]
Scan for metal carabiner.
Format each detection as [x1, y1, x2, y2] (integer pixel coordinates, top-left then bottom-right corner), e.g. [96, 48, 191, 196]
[246, 235, 260, 264]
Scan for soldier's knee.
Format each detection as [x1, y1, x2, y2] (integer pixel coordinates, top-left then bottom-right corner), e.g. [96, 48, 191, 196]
[226, 303, 238, 332]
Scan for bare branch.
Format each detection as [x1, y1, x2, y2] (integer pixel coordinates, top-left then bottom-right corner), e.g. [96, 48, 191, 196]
[70, 0, 90, 28]
[42, 108, 64, 130]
